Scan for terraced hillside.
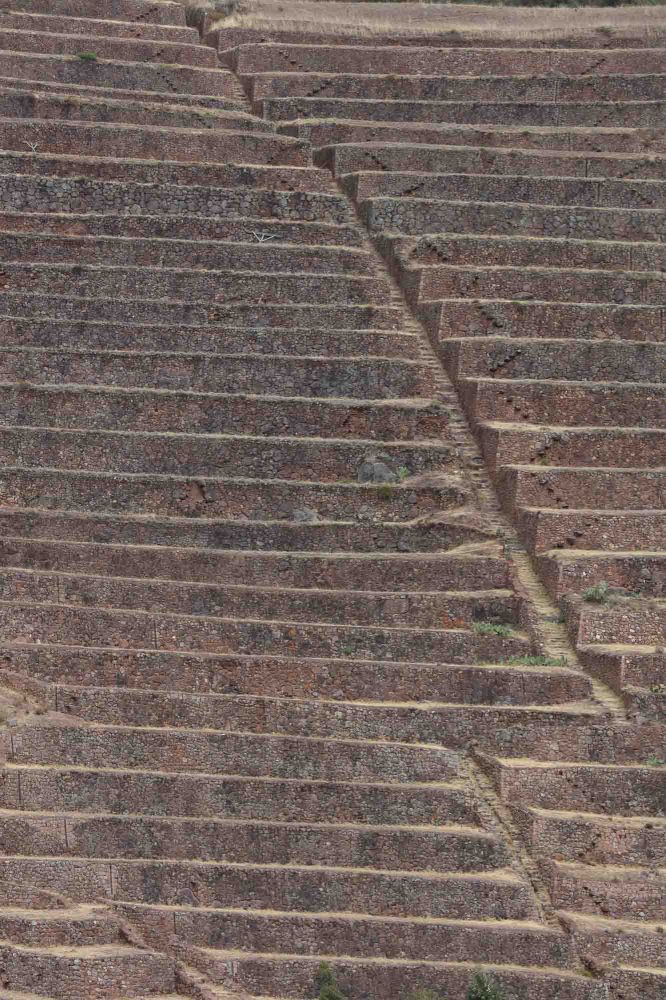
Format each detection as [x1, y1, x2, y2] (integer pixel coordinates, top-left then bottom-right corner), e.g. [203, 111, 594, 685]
[0, 1, 662, 998]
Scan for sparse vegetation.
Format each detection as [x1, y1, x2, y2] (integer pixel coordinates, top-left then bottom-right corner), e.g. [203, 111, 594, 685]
[378, 483, 394, 500]
[411, 991, 446, 1000]
[76, 51, 98, 61]
[316, 962, 347, 1000]
[397, 465, 410, 481]
[467, 972, 508, 1000]
[646, 755, 665, 768]
[582, 580, 610, 603]
[473, 622, 514, 638]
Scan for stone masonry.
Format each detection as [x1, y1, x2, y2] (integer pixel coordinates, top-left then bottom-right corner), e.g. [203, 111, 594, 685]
[0, 0, 662, 997]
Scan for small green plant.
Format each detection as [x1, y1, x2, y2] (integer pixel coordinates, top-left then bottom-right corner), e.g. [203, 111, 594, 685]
[650, 684, 666, 696]
[340, 645, 354, 656]
[377, 483, 393, 501]
[316, 962, 346, 1000]
[505, 654, 568, 667]
[411, 991, 447, 1000]
[473, 621, 513, 638]
[467, 972, 508, 1000]
[397, 465, 410, 481]
[646, 755, 665, 767]
[582, 580, 610, 603]
[76, 51, 98, 61]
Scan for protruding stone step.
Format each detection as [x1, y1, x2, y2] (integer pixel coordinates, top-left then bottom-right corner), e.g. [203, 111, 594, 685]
[484, 757, 666, 816]
[497, 466, 666, 512]
[460, 378, 666, 430]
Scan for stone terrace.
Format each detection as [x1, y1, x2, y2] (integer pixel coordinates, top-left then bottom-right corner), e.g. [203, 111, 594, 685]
[0, 1, 663, 999]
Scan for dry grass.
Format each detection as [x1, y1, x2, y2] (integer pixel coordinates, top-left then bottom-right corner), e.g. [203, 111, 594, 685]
[206, 0, 666, 44]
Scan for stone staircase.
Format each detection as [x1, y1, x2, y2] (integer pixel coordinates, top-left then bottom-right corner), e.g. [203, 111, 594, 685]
[0, 1, 662, 998]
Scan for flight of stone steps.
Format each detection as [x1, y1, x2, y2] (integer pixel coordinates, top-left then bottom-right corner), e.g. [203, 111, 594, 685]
[0, 0, 661, 998]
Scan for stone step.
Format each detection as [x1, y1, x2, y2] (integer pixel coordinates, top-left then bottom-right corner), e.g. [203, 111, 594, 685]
[0, 467, 464, 521]
[449, 339, 666, 384]
[0, 292, 403, 330]
[8, 0, 186, 24]
[485, 757, 666, 816]
[0, 11, 198, 42]
[0, 855, 538, 922]
[565, 910, 666, 969]
[479, 423, 666, 473]
[516, 508, 666, 555]
[0, 262, 387, 307]
[579, 644, 665, 693]
[0, 175, 345, 223]
[538, 550, 666, 601]
[497, 466, 666, 512]
[131, 902, 575, 967]
[460, 378, 666, 431]
[424, 299, 664, 344]
[548, 859, 666, 922]
[0, 88, 272, 134]
[0, 27, 216, 67]
[386, 232, 666, 273]
[0, 232, 371, 274]
[0, 315, 412, 358]
[249, 69, 666, 105]
[0, 940, 175, 999]
[8, 569, 523, 633]
[0, 50, 235, 98]
[515, 806, 666, 866]
[0, 601, 530, 664]
[178, 947, 605, 1000]
[0, 660, 604, 749]
[0, 762, 480, 827]
[230, 41, 664, 78]
[0, 535, 502, 591]
[0, 384, 443, 440]
[0, 903, 117, 947]
[7, 724, 461, 784]
[0, 807, 507, 872]
[351, 171, 666, 213]
[575, 598, 666, 647]
[260, 95, 666, 129]
[319, 141, 666, 181]
[413, 264, 666, 308]
[605, 965, 666, 1000]
[0, 120, 309, 167]
[0, 348, 429, 400]
[361, 195, 666, 244]
[0, 424, 450, 480]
